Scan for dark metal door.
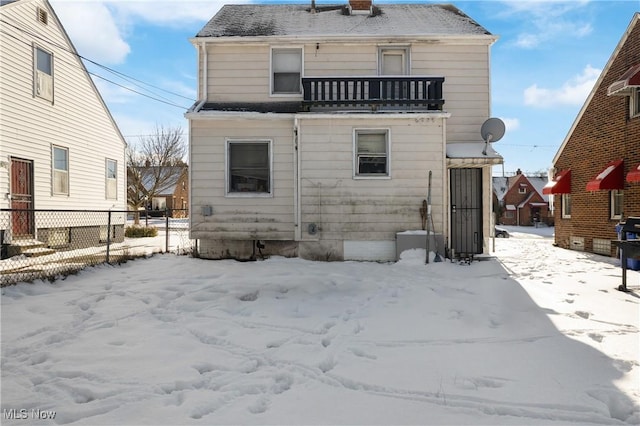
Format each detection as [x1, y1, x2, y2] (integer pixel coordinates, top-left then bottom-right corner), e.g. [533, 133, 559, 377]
[450, 168, 483, 256]
[10, 158, 34, 237]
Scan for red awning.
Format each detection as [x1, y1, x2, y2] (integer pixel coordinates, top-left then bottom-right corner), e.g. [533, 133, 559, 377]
[586, 159, 624, 191]
[608, 63, 640, 96]
[628, 163, 640, 183]
[543, 169, 571, 195]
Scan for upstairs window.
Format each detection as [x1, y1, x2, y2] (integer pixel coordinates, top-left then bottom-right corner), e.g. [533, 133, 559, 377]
[632, 88, 640, 118]
[52, 146, 68, 195]
[271, 48, 302, 95]
[34, 46, 53, 102]
[227, 140, 272, 195]
[354, 130, 390, 178]
[379, 47, 409, 75]
[106, 159, 117, 199]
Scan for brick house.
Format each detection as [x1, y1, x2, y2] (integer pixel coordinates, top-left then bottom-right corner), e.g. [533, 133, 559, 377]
[493, 169, 550, 226]
[544, 13, 640, 257]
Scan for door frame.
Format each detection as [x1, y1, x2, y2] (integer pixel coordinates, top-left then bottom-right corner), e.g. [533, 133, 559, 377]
[449, 168, 483, 257]
[10, 157, 35, 238]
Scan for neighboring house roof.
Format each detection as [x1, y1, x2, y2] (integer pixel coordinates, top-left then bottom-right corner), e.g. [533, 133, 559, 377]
[136, 166, 187, 196]
[551, 12, 639, 166]
[0, 0, 19, 6]
[492, 174, 549, 203]
[195, 4, 493, 39]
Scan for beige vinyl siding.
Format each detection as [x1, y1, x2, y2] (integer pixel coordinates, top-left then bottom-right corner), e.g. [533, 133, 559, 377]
[0, 0, 126, 213]
[298, 116, 445, 242]
[190, 118, 295, 240]
[203, 40, 490, 144]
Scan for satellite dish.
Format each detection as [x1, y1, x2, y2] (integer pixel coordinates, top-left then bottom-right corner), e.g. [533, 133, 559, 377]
[480, 118, 505, 155]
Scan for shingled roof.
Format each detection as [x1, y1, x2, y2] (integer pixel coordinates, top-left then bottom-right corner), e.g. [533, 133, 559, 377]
[195, 4, 492, 38]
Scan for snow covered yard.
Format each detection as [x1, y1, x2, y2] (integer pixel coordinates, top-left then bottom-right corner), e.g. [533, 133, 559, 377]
[1, 227, 638, 425]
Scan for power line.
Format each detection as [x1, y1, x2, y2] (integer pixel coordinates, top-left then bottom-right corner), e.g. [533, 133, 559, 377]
[0, 18, 194, 109]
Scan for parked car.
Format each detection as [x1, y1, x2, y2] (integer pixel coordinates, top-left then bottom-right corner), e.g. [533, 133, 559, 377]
[495, 226, 510, 238]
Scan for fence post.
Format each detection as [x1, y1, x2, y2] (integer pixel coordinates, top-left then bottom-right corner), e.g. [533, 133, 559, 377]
[106, 210, 112, 264]
[165, 208, 170, 253]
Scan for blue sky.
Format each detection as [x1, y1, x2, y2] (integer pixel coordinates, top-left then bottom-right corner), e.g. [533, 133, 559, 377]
[49, 0, 640, 176]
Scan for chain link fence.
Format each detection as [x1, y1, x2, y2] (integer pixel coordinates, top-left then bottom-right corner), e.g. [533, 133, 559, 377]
[1, 209, 194, 286]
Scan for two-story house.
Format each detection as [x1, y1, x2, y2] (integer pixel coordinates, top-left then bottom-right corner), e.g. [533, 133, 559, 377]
[0, 0, 127, 257]
[186, 1, 503, 261]
[544, 13, 639, 258]
[493, 169, 550, 226]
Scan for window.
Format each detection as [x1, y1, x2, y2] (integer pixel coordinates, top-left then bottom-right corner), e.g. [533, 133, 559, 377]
[631, 88, 640, 118]
[152, 197, 166, 211]
[611, 190, 623, 220]
[271, 48, 302, 95]
[106, 159, 117, 199]
[379, 47, 408, 75]
[354, 130, 389, 177]
[52, 146, 68, 195]
[518, 187, 526, 194]
[34, 46, 53, 102]
[227, 140, 271, 195]
[561, 193, 571, 218]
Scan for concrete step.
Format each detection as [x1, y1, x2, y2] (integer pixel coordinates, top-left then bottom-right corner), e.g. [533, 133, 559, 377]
[7, 240, 56, 258]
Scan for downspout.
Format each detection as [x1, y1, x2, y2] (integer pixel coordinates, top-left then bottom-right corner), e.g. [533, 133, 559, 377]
[201, 42, 208, 101]
[442, 117, 449, 256]
[294, 116, 301, 241]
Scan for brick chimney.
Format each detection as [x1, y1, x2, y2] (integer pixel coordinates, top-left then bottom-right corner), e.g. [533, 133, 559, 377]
[349, 0, 372, 14]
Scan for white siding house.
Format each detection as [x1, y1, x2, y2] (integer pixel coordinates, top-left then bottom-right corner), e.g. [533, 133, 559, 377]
[187, 1, 503, 261]
[0, 0, 127, 255]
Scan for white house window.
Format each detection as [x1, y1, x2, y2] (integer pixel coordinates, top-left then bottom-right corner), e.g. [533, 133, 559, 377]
[561, 193, 571, 218]
[611, 190, 623, 220]
[631, 88, 640, 118]
[227, 140, 271, 194]
[52, 145, 68, 195]
[379, 47, 409, 75]
[272, 48, 302, 95]
[106, 159, 117, 199]
[518, 186, 526, 194]
[34, 46, 53, 102]
[354, 130, 389, 177]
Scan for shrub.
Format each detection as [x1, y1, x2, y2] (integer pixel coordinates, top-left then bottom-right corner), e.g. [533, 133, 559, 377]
[125, 226, 158, 238]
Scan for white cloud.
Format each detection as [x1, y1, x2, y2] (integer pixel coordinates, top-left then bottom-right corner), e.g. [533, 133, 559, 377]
[51, 1, 130, 64]
[106, 1, 235, 27]
[498, 0, 593, 49]
[501, 117, 520, 132]
[523, 64, 601, 107]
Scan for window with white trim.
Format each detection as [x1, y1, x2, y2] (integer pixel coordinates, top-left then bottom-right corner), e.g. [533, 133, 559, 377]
[379, 47, 409, 75]
[106, 159, 117, 199]
[561, 193, 571, 218]
[34, 46, 53, 102]
[611, 190, 623, 220]
[631, 87, 640, 118]
[271, 48, 302, 95]
[227, 140, 271, 194]
[354, 130, 389, 177]
[52, 146, 68, 195]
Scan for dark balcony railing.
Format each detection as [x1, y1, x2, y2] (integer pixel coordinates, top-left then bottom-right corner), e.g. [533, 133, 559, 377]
[302, 76, 444, 110]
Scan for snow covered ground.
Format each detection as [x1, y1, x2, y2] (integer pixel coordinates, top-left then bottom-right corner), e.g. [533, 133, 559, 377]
[1, 226, 639, 425]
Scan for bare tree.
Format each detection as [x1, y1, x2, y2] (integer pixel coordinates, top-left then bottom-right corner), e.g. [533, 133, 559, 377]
[127, 125, 187, 224]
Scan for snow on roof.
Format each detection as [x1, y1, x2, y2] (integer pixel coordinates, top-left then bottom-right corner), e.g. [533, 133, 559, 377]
[446, 142, 502, 160]
[196, 4, 493, 39]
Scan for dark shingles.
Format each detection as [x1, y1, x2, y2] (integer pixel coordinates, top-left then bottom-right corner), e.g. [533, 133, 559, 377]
[195, 4, 492, 38]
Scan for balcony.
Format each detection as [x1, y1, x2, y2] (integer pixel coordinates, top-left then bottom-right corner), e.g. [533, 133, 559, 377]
[302, 76, 444, 110]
